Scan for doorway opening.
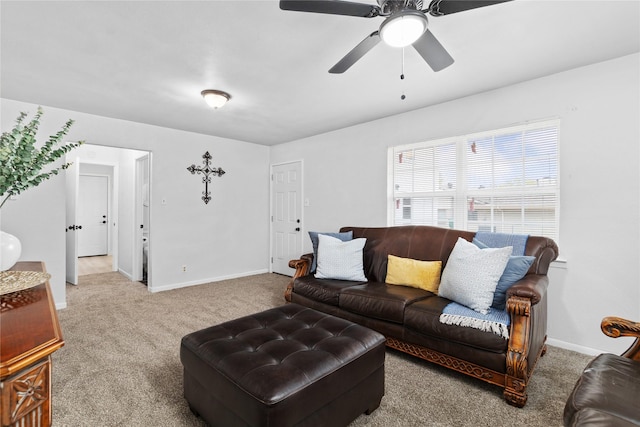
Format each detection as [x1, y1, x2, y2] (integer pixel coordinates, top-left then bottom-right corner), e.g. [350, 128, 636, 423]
[65, 144, 151, 286]
[136, 154, 150, 285]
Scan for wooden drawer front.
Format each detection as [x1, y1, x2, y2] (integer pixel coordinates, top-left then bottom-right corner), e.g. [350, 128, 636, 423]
[1, 358, 51, 427]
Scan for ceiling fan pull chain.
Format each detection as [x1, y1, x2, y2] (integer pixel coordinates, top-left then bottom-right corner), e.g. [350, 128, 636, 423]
[400, 47, 406, 100]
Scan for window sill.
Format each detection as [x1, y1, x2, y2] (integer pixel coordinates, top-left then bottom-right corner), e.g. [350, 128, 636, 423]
[550, 258, 567, 269]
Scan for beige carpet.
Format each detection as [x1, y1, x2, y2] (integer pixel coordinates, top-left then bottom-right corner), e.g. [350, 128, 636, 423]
[52, 272, 593, 426]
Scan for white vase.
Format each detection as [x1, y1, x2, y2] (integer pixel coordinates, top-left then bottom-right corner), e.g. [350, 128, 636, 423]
[1, 231, 22, 271]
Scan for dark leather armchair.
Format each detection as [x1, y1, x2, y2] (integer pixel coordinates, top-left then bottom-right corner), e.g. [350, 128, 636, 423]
[563, 316, 640, 426]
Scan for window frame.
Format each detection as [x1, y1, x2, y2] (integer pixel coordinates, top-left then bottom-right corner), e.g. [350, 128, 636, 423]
[387, 119, 560, 242]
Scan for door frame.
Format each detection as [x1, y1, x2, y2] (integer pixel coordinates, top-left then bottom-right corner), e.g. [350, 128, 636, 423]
[65, 157, 80, 285]
[78, 164, 118, 273]
[269, 160, 304, 275]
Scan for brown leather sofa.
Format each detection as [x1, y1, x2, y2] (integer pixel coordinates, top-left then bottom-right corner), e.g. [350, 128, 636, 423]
[285, 225, 559, 407]
[563, 316, 640, 426]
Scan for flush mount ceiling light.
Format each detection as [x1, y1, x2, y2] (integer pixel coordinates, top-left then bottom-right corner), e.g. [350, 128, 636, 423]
[379, 10, 428, 48]
[201, 89, 231, 109]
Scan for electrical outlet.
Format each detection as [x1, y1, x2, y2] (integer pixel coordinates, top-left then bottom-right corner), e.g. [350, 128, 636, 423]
[182, 265, 187, 272]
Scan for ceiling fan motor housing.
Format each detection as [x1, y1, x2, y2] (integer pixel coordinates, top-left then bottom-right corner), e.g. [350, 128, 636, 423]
[378, 0, 424, 16]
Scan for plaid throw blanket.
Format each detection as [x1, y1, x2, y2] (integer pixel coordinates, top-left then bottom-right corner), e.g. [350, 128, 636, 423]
[440, 302, 510, 339]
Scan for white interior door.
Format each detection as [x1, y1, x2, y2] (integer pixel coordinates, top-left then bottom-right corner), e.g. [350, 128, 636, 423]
[78, 175, 109, 257]
[65, 160, 79, 285]
[271, 161, 303, 275]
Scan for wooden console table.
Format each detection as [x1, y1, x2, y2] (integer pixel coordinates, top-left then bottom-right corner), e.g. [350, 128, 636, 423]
[0, 261, 64, 427]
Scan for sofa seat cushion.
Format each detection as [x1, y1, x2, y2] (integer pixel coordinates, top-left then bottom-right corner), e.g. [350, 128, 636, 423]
[339, 282, 432, 324]
[404, 298, 508, 353]
[564, 353, 640, 427]
[293, 276, 366, 306]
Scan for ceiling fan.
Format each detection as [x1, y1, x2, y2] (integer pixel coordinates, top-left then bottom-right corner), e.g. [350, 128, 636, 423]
[280, 0, 511, 74]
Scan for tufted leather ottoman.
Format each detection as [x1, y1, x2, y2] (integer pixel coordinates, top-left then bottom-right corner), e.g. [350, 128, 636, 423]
[180, 304, 386, 427]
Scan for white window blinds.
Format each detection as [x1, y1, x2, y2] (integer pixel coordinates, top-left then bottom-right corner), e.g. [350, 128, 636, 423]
[390, 119, 560, 241]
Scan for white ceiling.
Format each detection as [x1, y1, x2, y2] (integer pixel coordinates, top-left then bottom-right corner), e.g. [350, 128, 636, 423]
[1, 1, 639, 146]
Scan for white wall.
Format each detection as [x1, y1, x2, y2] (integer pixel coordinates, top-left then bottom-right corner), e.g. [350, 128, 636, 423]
[270, 53, 640, 355]
[115, 148, 139, 277]
[1, 99, 271, 306]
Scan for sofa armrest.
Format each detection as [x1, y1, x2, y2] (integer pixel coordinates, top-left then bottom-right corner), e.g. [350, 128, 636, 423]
[601, 316, 640, 361]
[506, 274, 548, 306]
[289, 253, 313, 279]
[503, 275, 549, 407]
[284, 253, 313, 302]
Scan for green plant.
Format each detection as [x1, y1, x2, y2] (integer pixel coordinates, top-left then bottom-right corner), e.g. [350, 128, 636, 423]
[0, 107, 84, 208]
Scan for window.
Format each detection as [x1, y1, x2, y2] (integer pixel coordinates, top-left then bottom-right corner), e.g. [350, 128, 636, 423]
[389, 119, 560, 241]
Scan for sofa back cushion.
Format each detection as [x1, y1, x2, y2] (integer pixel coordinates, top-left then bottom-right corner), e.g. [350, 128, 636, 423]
[340, 225, 558, 283]
[340, 226, 474, 283]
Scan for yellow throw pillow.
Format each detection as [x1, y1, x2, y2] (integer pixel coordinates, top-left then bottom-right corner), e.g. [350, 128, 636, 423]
[385, 255, 442, 294]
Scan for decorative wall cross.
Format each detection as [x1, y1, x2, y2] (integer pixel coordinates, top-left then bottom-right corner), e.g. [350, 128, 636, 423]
[186, 151, 226, 204]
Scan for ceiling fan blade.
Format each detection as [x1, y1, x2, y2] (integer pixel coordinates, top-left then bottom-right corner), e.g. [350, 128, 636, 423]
[412, 29, 454, 72]
[280, 0, 380, 18]
[329, 31, 381, 74]
[426, 0, 511, 16]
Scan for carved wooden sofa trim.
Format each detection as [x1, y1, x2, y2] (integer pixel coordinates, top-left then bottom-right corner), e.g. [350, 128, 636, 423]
[600, 316, 640, 361]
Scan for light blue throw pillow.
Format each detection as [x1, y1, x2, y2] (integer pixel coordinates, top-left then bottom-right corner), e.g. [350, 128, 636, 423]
[473, 238, 535, 310]
[315, 235, 367, 281]
[308, 230, 353, 273]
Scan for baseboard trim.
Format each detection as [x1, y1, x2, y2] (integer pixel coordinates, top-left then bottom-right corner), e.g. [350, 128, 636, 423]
[118, 268, 134, 281]
[149, 269, 270, 293]
[547, 337, 602, 356]
[56, 301, 67, 310]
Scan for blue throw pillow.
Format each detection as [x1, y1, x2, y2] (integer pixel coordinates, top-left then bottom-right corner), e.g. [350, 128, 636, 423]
[473, 238, 535, 310]
[493, 255, 535, 309]
[308, 231, 353, 273]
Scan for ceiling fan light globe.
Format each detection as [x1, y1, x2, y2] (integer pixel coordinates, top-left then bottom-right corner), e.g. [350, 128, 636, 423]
[201, 90, 231, 109]
[380, 11, 428, 48]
